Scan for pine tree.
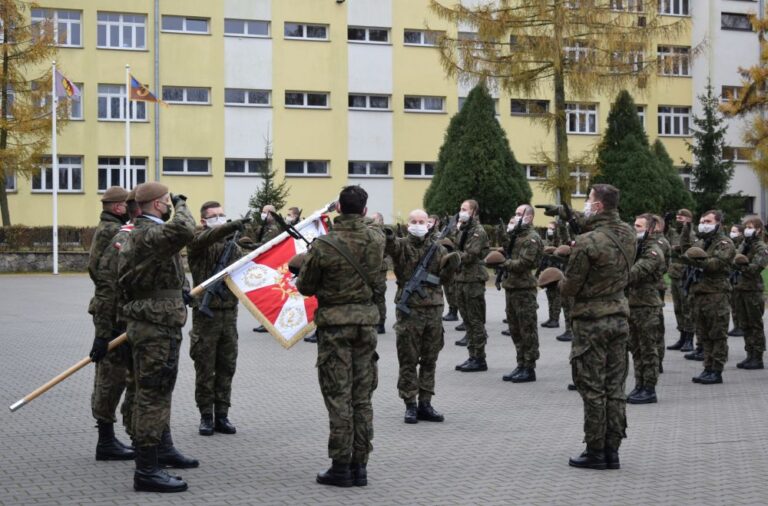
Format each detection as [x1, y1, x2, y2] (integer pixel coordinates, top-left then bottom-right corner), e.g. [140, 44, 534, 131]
[685, 82, 734, 214]
[248, 136, 290, 213]
[424, 84, 531, 223]
[651, 139, 695, 213]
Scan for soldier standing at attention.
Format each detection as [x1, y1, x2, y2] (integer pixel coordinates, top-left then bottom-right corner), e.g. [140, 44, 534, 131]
[386, 209, 460, 424]
[454, 200, 491, 372]
[666, 209, 696, 352]
[440, 215, 461, 323]
[541, 221, 562, 329]
[500, 205, 543, 383]
[88, 185, 134, 461]
[296, 186, 385, 488]
[187, 201, 252, 436]
[650, 215, 671, 373]
[118, 182, 198, 493]
[680, 210, 736, 384]
[371, 212, 388, 334]
[561, 184, 635, 470]
[728, 224, 745, 337]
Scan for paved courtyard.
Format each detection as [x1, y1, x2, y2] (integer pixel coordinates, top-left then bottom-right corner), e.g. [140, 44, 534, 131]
[1, 273, 767, 505]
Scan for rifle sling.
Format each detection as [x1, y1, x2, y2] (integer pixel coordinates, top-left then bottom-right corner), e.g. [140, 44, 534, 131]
[598, 227, 633, 276]
[316, 235, 373, 291]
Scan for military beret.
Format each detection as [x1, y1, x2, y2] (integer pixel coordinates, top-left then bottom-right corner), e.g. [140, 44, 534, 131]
[101, 186, 129, 203]
[484, 250, 506, 266]
[288, 253, 306, 275]
[440, 251, 461, 270]
[677, 208, 693, 219]
[734, 254, 749, 265]
[135, 182, 169, 203]
[554, 245, 572, 257]
[126, 189, 136, 202]
[543, 246, 556, 255]
[684, 246, 708, 259]
[538, 267, 564, 288]
[439, 238, 455, 251]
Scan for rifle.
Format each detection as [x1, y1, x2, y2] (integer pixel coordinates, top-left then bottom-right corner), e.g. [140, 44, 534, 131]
[635, 232, 646, 262]
[255, 213, 268, 244]
[199, 229, 242, 318]
[270, 210, 311, 247]
[562, 202, 582, 236]
[495, 217, 522, 290]
[396, 214, 458, 316]
[682, 265, 703, 296]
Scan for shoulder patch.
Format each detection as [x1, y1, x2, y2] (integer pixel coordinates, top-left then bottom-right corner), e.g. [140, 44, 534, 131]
[651, 251, 657, 256]
[113, 242, 122, 250]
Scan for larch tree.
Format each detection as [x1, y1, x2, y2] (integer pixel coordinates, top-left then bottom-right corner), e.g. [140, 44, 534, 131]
[429, 0, 686, 204]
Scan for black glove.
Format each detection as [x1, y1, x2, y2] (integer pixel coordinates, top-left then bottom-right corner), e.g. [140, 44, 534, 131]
[171, 193, 187, 206]
[540, 205, 561, 217]
[234, 217, 251, 233]
[182, 289, 193, 306]
[90, 337, 109, 363]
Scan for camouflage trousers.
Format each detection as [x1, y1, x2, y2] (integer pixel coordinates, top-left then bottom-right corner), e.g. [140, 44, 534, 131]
[91, 336, 135, 436]
[189, 307, 238, 416]
[444, 281, 459, 311]
[545, 285, 562, 322]
[127, 320, 181, 446]
[562, 296, 573, 333]
[692, 292, 729, 372]
[570, 315, 629, 450]
[456, 281, 487, 359]
[629, 306, 661, 387]
[505, 289, 540, 368]
[394, 305, 444, 402]
[729, 290, 743, 330]
[316, 325, 378, 464]
[656, 305, 665, 367]
[670, 277, 694, 333]
[733, 290, 766, 358]
[372, 274, 387, 325]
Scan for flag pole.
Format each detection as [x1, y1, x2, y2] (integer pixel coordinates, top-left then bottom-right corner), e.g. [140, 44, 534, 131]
[51, 61, 58, 275]
[125, 64, 131, 187]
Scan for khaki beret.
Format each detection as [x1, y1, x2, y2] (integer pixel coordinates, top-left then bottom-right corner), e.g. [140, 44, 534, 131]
[439, 238, 455, 251]
[135, 182, 169, 204]
[101, 186, 129, 203]
[677, 208, 693, 219]
[554, 245, 572, 257]
[126, 189, 136, 202]
[484, 250, 506, 266]
[543, 246, 556, 255]
[288, 253, 306, 275]
[440, 251, 461, 271]
[685, 246, 708, 259]
[538, 267, 564, 288]
[734, 254, 749, 265]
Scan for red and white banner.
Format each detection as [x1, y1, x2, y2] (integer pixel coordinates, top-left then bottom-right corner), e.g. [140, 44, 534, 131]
[225, 217, 328, 348]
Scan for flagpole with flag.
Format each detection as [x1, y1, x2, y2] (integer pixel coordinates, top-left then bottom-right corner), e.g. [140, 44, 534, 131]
[51, 61, 58, 275]
[125, 64, 131, 188]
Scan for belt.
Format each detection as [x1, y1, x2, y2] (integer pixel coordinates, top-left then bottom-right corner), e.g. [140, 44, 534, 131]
[575, 291, 625, 303]
[132, 289, 183, 300]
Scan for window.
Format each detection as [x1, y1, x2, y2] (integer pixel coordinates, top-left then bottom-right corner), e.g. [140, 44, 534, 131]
[511, 99, 549, 115]
[404, 95, 445, 112]
[404, 29, 443, 46]
[721, 85, 742, 102]
[658, 0, 689, 16]
[658, 46, 690, 76]
[1, 85, 14, 119]
[460, 97, 499, 114]
[566, 103, 598, 134]
[224, 88, 270, 106]
[97, 12, 146, 50]
[611, 49, 645, 73]
[97, 84, 146, 121]
[225, 159, 266, 175]
[224, 19, 270, 37]
[5, 171, 15, 192]
[285, 160, 329, 176]
[97, 157, 146, 190]
[284, 22, 328, 40]
[161, 15, 209, 34]
[637, 105, 646, 127]
[570, 168, 590, 197]
[285, 91, 329, 108]
[348, 94, 390, 110]
[348, 26, 389, 43]
[162, 158, 210, 175]
[679, 165, 693, 190]
[348, 161, 391, 177]
[162, 86, 210, 104]
[721, 13, 752, 31]
[31, 9, 81, 46]
[565, 40, 594, 64]
[32, 156, 82, 192]
[35, 80, 83, 120]
[611, 0, 644, 12]
[658, 106, 690, 136]
[723, 146, 754, 162]
[404, 162, 435, 178]
[525, 164, 547, 180]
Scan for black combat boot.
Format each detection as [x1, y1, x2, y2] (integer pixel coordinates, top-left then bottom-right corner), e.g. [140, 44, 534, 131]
[404, 402, 418, 424]
[198, 414, 214, 436]
[304, 331, 317, 343]
[503, 318, 508, 324]
[502, 366, 522, 382]
[568, 447, 607, 470]
[743, 356, 765, 370]
[667, 331, 686, 350]
[501, 329, 511, 336]
[627, 386, 657, 404]
[605, 447, 620, 470]
[680, 332, 695, 352]
[699, 370, 723, 384]
[158, 430, 199, 469]
[214, 413, 236, 434]
[684, 346, 704, 361]
[442, 308, 459, 321]
[727, 327, 745, 337]
[416, 400, 444, 422]
[95, 421, 135, 461]
[376, 323, 385, 335]
[567, 383, 577, 391]
[455, 334, 468, 346]
[316, 460, 354, 487]
[253, 325, 267, 333]
[736, 354, 751, 368]
[350, 463, 367, 486]
[691, 369, 710, 383]
[510, 368, 536, 383]
[626, 383, 643, 399]
[541, 318, 560, 328]
[455, 322, 466, 332]
[556, 330, 573, 342]
[456, 357, 488, 372]
[134, 446, 188, 493]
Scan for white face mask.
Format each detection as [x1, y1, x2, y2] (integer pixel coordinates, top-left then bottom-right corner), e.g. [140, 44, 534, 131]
[260, 212, 268, 221]
[745, 228, 757, 238]
[205, 216, 227, 228]
[583, 201, 593, 218]
[458, 211, 471, 222]
[698, 223, 716, 234]
[507, 223, 515, 232]
[730, 232, 741, 239]
[408, 224, 428, 238]
[547, 229, 554, 237]
[636, 231, 646, 240]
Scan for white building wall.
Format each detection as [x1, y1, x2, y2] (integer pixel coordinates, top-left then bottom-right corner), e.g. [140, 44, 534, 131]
[348, 0, 392, 27]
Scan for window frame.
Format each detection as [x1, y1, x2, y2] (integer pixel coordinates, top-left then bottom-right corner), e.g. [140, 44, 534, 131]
[347, 161, 392, 178]
[510, 99, 549, 116]
[565, 103, 598, 134]
[723, 146, 754, 163]
[658, 0, 690, 16]
[404, 162, 435, 179]
[162, 157, 211, 175]
[161, 15, 210, 35]
[657, 105, 691, 137]
[657, 45, 691, 77]
[284, 91, 330, 109]
[224, 88, 271, 107]
[404, 95, 445, 113]
[610, 0, 644, 12]
[5, 171, 16, 192]
[97, 84, 147, 121]
[348, 93, 391, 111]
[403, 29, 443, 47]
[721, 85, 742, 103]
[284, 22, 329, 41]
[524, 164, 548, 180]
[285, 160, 330, 177]
[97, 156, 147, 191]
[347, 26, 390, 44]
[570, 168, 590, 197]
[224, 158, 267, 176]
[224, 18, 270, 38]
[161, 86, 211, 105]
[721, 12, 753, 32]
[96, 12, 147, 50]
[31, 8, 82, 47]
[32, 155, 83, 193]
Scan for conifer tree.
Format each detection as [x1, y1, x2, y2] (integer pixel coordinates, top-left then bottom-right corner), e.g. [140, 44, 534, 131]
[651, 139, 694, 213]
[248, 136, 290, 214]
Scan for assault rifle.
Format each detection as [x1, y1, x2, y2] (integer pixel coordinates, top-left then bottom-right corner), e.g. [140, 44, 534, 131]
[199, 229, 242, 318]
[495, 216, 522, 290]
[270, 211, 311, 247]
[681, 265, 703, 296]
[396, 214, 458, 316]
[562, 202, 582, 236]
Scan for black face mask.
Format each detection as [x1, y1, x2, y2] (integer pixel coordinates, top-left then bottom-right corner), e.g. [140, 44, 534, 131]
[120, 213, 130, 223]
[159, 202, 172, 222]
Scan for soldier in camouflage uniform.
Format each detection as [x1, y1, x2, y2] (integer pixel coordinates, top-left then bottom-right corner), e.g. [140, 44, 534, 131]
[555, 220, 575, 342]
[118, 182, 198, 493]
[87, 186, 134, 461]
[441, 218, 461, 322]
[680, 210, 736, 385]
[561, 184, 635, 470]
[541, 221, 562, 328]
[296, 186, 385, 488]
[650, 215, 671, 372]
[728, 224, 745, 336]
[370, 212, 388, 334]
[188, 201, 252, 436]
[454, 200, 491, 372]
[732, 217, 768, 369]
[627, 214, 665, 405]
[500, 205, 543, 383]
[386, 209, 460, 424]
[666, 209, 696, 352]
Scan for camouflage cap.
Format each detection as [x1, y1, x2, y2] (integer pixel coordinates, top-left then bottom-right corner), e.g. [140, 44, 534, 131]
[440, 251, 461, 270]
[135, 181, 169, 203]
[677, 208, 693, 219]
[484, 250, 506, 266]
[734, 253, 749, 265]
[543, 245, 557, 255]
[538, 267, 564, 288]
[101, 186, 129, 203]
[554, 245, 572, 257]
[685, 246, 708, 259]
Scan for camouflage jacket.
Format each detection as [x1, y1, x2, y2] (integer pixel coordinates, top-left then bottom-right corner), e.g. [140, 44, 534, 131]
[117, 201, 196, 330]
[247, 220, 282, 247]
[89, 223, 134, 338]
[650, 231, 670, 291]
[187, 221, 245, 310]
[296, 214, 385, 327]
[680, 224, 735, 295]
[386, 233, 454, 307]
[87, 212, 124, 317]
[733, 237, 768, 292]
[561, 211, 636, 320]
[628, 237, 665, 307]
[455, 218, 490, 283]
[665, 225, 693, 279]
[501, 225, 543, 290]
